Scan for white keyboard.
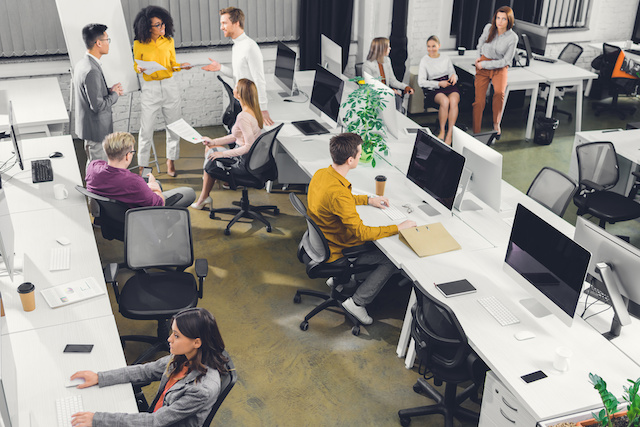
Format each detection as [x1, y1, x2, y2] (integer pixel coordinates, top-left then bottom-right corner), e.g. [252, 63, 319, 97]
[50, 247, 71, 271]
[382, 204, 406, 221]
[477, 296, 520, 326]
[56, 395, 83, 427]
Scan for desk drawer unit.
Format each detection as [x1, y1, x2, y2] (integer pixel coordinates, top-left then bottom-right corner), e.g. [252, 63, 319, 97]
[480, 371, 536, 426]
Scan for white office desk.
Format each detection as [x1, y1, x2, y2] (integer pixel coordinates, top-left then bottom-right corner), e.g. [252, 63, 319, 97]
[9, 315, 137, 426]
[0, 77, 68, 136]
[0, 135, 86, 214]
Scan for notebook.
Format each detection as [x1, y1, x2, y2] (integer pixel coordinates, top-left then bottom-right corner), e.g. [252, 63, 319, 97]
[398, 223, 461, 257]
[41, 277, 105, 308]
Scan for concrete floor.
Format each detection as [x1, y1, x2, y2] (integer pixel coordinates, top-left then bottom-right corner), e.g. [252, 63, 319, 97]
[83, 91, 640, 426]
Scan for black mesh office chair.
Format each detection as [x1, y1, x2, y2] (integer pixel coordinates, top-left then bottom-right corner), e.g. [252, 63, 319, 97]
[209, 124, 283, 235]
[573, 142, 640, 228]
[398, 284, 488, 427]
[526, 167, 577, 217]
[217, 75, 242, 133]
[202, 352, 238, 426]
[538, 43, 584, 121]
[290, 193, 378, 336]
[470, 131, 498, 146]
[592, 44, 639, 119]
[104, 207, 208, 364]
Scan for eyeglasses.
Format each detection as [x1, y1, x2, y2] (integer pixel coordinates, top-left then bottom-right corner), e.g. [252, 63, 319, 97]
[96, 38, 111, 44]
[402, 204, 413, 214]
[151, 22, 165, 29]
[128, 150, 136, 155]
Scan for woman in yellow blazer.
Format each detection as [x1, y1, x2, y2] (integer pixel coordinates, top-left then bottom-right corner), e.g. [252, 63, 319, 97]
[133, 6, 191, 177]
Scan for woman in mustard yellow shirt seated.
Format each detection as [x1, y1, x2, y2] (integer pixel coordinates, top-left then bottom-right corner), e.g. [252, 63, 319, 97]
[133, 6, 191, 177]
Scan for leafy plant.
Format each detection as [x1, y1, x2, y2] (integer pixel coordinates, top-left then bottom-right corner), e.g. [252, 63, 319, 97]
[341, 77, 389, 167]
[624, 377, 640, 426]
[589, 373, 620, 427]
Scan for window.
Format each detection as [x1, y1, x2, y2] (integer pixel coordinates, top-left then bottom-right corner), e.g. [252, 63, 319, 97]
[537, 0, 591, 28]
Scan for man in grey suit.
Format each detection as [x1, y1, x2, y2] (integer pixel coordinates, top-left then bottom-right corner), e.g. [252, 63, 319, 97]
[74, 23, 123, 167]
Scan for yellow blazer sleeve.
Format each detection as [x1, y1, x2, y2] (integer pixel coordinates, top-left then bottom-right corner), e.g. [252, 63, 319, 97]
[332, 192, 398, 242]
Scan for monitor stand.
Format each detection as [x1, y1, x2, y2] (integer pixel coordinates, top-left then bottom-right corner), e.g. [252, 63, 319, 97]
[417, 202, 440, 216]
[596, 262, 632, 340]
[453, 168, 483, 212]
[520, 298, 552, 318]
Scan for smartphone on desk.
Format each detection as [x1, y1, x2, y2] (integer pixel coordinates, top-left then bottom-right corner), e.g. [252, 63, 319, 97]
[142, 167, 152, 183]
[64, 344, 93, 353]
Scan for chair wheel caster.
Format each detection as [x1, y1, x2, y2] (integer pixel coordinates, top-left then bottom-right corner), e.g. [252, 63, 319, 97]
[351, 325, 360, 336]
[300, 321, 309, 331]
[224, 229, 230, 236]
[293, 294, 301, 304]
[266, 226, 272, 232]
[274, 208, 280, 215]
[399, 416, 411, 427]
[413, 383, 422, 393]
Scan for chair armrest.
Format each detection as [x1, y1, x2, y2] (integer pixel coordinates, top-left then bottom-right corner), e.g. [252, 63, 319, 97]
[195, 259, 208, 278]
[342, 242, 376, 258]
[165, 193, 183, 206]
[217, 157, 236, 167]
[103, 263, 120, 301]
[632, 171, 640, 181]
[581, 179, 605, 192]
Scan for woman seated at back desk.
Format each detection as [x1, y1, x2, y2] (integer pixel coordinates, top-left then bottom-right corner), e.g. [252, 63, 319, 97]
[363, 37, 414, 111]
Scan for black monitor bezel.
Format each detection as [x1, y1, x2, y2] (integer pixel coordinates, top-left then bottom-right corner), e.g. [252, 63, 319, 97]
[274, 41, 296, 96]
[310, 65, 344, 124]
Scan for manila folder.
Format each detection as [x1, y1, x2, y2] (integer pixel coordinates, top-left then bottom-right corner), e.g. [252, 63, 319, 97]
[398, 223, 461, 257]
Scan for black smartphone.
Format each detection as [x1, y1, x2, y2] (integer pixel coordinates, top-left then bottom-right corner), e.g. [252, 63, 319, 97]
[64, 344, 94, 353]
[521, 370, 547, 384]
[142, 167, 152, 183]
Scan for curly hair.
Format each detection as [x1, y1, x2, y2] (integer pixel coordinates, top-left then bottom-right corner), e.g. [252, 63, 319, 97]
[133, 5, 174, 43]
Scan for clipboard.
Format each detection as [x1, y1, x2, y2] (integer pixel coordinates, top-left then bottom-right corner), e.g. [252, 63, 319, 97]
[398, 223, 461, 257]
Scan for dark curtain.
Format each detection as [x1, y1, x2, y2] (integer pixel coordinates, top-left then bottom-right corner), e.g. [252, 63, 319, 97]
[389, 0, 409, 81]
[299, 0, 354, 71]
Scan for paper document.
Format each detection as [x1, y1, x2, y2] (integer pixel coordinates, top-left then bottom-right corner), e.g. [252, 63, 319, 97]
[41, 276, 105, 308]
[173, 62, 210, 69]
[167, 119, 205, 143]
[135, 59, 166, 75]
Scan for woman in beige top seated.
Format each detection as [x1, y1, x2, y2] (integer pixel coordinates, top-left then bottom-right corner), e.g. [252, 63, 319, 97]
[191, 78, 264, 210]
[363, 37, 414, 111]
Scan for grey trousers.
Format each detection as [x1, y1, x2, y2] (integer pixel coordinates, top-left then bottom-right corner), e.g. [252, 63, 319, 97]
[162, 187, 196, 207]
[340, 246, 397, 307]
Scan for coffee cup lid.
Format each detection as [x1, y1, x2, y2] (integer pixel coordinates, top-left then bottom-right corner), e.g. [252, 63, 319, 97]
[375, 175, 387, 181]
[17, 282, 35, 293]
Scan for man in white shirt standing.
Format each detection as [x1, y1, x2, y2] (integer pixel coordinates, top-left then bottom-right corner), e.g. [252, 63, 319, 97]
[202, 7, 274, 126]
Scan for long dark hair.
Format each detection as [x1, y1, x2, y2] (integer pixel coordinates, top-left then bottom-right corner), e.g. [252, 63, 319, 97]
[487, 6, 514, 43]
[133, 6, 174, 44]
[168, 308, 229, 377]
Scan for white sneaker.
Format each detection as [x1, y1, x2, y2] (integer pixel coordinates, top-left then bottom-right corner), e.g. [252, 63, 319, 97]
[342, 297, 373, 325]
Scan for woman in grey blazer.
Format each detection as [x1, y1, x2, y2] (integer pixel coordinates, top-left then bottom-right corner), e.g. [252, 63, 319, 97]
[70, 308, 228, 427]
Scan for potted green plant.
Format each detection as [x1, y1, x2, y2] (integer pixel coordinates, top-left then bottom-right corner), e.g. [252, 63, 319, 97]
[341, 77, 389, 167]
[573, 374, 640, 426]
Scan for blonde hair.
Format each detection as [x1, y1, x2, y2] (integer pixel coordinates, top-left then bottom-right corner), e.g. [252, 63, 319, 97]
[236, 78, 263, 129]
[103, 132, 135, 161]
[219, 7, 244, 29]
[366, 37, 389, 63]
[427, 35, 440, 45]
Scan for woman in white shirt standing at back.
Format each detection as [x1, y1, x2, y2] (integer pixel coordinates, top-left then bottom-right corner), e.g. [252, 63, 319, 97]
[418, 35, 459, 146]
[363, 37, 414, 111]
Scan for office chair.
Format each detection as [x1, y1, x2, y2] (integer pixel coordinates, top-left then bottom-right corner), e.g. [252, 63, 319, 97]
[355, 62, 363, 78]
[290, 192, 378, 336]
[104, 207, 208, 364]
[209, 124, 283, 235]
[202, 352, 238, 427]
[526, 167, 577, 217]
[537, 42, 584, 121]
[398, 284, 488, 427]
[217, 75, 242, 133]
[75, 185, 183, 242]
[573, 141, 640, 229]
[592, 44, 639, 119]
[470, 131, 498, 146]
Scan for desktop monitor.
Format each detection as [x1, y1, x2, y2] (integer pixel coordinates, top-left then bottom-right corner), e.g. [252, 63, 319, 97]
[504, 204, 591, 327]
[274, 42, 298, 97]
[309, 65, 345, 128]
[321, 34, 343, 76]
[362, 72, 399, 139]
[406, 130, 466, 213]
[513, 19, 549, 56]
[0, 182, 16, 281]
[8, 102, 23, 170]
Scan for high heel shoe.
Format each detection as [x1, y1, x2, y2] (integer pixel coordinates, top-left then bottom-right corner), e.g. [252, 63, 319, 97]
[190, 197, 212, 210]
[167, 159, 177, 177]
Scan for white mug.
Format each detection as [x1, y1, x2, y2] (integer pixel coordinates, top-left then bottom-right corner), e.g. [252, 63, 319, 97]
[53, 183, 68, 200]
[553, 346, 572, 372]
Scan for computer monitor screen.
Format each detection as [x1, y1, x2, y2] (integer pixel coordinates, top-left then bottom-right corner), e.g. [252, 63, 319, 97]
[513, 19, 549, 56]
[504, 204, 591, 326]
[363, 72, 399, 139]
[8, 102, 23, 170]
[321, 34, 343, 76]
[274, 42, 297, 97]
[309, 65, 345, 127]
[406, 130, 466, 211]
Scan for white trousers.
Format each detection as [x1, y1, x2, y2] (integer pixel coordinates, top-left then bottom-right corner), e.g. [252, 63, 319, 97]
[138, 78, 181, 166]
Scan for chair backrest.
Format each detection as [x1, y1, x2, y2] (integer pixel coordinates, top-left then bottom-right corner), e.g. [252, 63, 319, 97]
[575, 141, 619, 191]
[289, 193, 331, 265]
[75, 185, 129, 240]
[558, 42, 583, 64]
[202, 351, 237, 427]
[412, 284, 470, 375]
[601, 43, 622, 78]
[217, 75, 242, 131]
[526, 167, 577, 217]
[355, 62, 363, 78]
[245, 124, 284, 182]
[124, 207, 194, 270]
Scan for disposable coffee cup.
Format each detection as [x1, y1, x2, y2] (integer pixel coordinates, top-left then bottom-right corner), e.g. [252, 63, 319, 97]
[17, 282, 36, 312]
[53, 183, 68, 200]
[553, 346, 572, 372]
[375, 175, 387, 196]
[458, 47, 466, 56]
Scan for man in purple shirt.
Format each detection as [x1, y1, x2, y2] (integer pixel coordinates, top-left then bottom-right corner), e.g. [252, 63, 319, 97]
[86, 132, 195, 207]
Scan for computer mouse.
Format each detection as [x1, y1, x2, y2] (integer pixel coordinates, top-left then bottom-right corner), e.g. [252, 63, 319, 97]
[49, 151, 63, 158]
[56, 236, 71, 246]
[514, 330, 536, 341]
